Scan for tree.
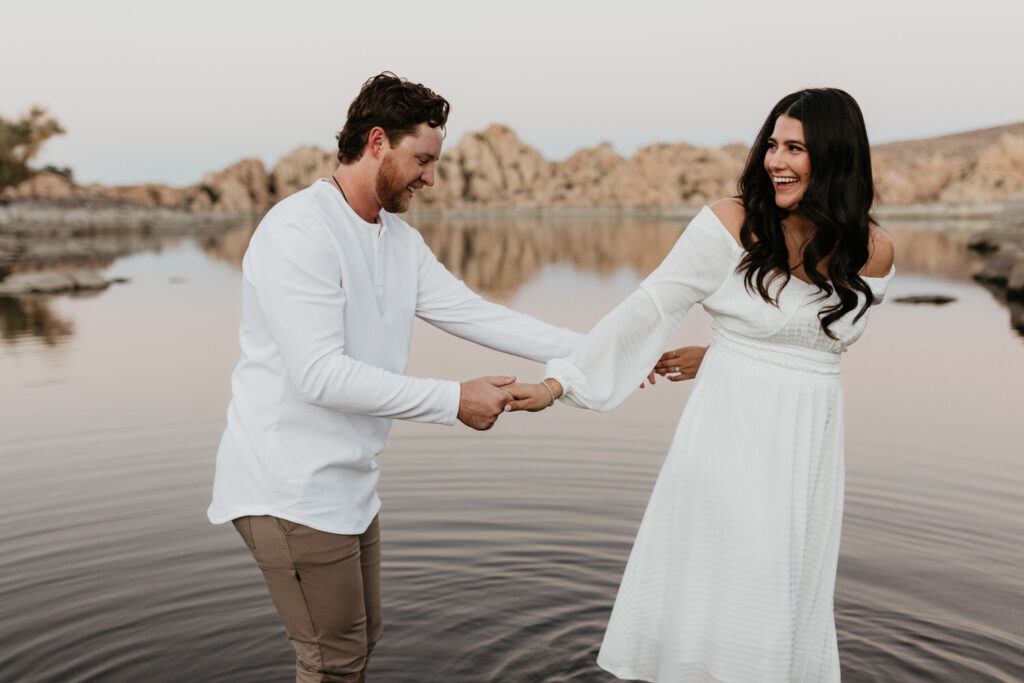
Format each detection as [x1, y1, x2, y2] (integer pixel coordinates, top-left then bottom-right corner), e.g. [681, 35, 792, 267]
[0, 107, 66, 190]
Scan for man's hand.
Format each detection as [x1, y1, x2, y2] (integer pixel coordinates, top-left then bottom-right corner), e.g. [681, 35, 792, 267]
[458, 376, 516, 430]
[652, 345, 708, 382]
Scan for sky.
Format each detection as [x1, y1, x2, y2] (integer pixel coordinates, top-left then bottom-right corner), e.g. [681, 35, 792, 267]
[4, 0, 1024, 187]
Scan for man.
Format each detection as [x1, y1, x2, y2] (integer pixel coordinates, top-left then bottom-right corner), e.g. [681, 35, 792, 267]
[206, 73, 586, 682]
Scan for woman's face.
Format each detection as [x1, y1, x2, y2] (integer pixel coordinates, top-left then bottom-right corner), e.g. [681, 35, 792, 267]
[764, 114, 811, 211]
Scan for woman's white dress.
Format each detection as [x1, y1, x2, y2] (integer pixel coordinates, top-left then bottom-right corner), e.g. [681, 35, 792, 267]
[545, 207, 894, 683]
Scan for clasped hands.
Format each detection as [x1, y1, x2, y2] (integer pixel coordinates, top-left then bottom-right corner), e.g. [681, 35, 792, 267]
[457, 346, 707, 431]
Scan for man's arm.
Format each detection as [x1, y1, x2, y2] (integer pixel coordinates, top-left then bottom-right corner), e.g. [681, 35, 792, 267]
[249, 221, 510, 429]
[413, 233, 583, 362]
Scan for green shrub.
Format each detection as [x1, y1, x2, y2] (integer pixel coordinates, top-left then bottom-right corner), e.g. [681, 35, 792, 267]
[0, 107, 66, 190]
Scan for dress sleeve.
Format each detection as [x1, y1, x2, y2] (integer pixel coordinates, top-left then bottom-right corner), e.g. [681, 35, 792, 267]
[867, 265, 896, 305]
[544, 208, 739, 412]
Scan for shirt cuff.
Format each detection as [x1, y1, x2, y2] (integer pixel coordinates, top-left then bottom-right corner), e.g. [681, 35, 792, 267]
[438, 379, 462, 426]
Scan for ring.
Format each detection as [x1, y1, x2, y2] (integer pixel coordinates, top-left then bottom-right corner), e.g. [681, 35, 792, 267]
[675, 366, 680, 373]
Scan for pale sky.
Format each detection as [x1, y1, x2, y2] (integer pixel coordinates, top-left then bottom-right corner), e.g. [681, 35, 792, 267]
[4, 0, 1023, 186]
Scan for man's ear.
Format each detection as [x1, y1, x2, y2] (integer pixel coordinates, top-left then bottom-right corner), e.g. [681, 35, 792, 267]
[367, 126, 388, 159]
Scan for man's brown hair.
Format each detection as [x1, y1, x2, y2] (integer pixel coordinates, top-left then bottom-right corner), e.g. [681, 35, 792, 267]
[336, 72, 450, 164]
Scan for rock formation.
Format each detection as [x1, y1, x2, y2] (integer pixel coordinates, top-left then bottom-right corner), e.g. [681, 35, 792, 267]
[0, 269, 110, 295]
[199, 158, 271, 211]
[4, 121, 1024, 211]
[270, 146, 335, 201]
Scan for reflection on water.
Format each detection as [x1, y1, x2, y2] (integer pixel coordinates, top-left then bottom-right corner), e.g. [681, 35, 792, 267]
[417, 217, 688, 293]
[3, 214, 1021, 349]
[177, 214, 1024, 340]
[0, 295, 74, 345]
[200, 225, 257, 269]
[885, 224, 980, 281]
[1, 214, 1022, 681]
[199, 213, 997, 288]
[198, 216, 689, 294]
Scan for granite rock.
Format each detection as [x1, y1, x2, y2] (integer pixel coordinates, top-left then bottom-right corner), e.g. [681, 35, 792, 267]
[271, 146, 335, 201]
[201, 158, 271, 211]
[0, 269, 110, 295]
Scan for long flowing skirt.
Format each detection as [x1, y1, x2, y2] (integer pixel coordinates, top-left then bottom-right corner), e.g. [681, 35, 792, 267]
[597, 330, 845, 682]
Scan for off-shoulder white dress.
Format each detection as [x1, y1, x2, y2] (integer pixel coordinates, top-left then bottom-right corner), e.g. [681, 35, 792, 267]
[545, 207, 894, 682]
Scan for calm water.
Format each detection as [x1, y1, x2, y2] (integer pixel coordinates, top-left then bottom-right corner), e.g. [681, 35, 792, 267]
[1, 217, 1022, 682]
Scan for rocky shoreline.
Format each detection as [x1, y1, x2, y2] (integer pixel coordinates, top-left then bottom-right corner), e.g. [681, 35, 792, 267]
[967, 206, 1024, 300]
[0, 201, 258, 279]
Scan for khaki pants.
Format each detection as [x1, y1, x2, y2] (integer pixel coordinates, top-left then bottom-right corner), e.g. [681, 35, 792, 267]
[233, 515, 382, 682]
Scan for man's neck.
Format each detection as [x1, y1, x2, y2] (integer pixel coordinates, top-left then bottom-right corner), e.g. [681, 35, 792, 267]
[332, 165, 381, 224]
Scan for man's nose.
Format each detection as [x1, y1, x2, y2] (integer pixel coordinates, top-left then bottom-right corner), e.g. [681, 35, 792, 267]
[421, 161, 435, 187]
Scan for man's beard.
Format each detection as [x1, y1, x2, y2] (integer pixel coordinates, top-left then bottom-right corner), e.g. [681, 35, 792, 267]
[375, 155, 411, 214]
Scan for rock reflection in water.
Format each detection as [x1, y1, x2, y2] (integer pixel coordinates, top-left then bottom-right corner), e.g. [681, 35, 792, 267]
[201, 215, 1000, 296]
[201, 216, 691, 293]
[0, 296, 74, 346]
[885, 225, 980, 281]
[201, 224, 258, 269]
[885, 224, 1024, 335]
[417, 217, 689, 292]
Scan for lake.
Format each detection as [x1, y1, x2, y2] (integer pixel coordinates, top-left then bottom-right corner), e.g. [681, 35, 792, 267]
[0, 214, 1021, 681]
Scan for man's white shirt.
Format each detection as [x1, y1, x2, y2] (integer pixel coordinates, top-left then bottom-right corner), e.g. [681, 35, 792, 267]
[207, 179, 582, 534]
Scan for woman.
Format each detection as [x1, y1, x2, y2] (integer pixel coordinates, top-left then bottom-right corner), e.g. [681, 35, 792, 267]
[507, 88, 895, 682]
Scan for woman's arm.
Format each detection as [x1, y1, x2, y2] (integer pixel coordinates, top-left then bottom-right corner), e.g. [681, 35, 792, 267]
[508, 208, 738, 414]
[651, 345, 708, 382]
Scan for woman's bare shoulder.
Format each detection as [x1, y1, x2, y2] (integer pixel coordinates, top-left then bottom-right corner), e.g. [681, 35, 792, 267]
[862, 223, 895, 277]
[709, 198, 745, 246]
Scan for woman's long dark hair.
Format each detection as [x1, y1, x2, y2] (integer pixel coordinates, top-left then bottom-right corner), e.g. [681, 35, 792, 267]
[737, 88, 875, 338]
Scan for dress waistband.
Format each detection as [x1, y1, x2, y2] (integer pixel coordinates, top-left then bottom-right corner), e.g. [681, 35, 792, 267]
[710, 326, 841, 376]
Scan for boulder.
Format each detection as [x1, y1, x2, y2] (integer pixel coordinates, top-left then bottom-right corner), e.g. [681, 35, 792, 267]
[66, 269, 111, 290]
[893, 295, 957, 305]
[974, 246, 1024, 285]
[0, 269, 111, 295]
[201, 158, 271, 211]
[0, 271, 74, 294]
[0, 172, 81, 201]
[271, 146, 335, 201]
[1011, 302, 1024, 334]
[1007, 259, 1024, 301]
[968, 228, 1009, 253]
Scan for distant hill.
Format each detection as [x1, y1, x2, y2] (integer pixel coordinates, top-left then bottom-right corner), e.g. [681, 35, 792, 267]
[874, 122, 1024, 161]
[5, 122, 1024, 209]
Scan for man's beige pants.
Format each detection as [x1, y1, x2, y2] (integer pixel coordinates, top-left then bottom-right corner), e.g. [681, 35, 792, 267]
[233, 515, 382, 682]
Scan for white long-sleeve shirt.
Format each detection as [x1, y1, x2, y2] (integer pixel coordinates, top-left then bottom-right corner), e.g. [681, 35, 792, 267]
[207, 179, 582, 534]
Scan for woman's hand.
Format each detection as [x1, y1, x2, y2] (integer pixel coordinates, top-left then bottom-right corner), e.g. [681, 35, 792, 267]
[505, 379, 562, 412]
[651, 345, 708, 382]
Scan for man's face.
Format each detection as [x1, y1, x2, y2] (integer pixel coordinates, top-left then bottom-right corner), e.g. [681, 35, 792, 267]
[374, 123, 443, 213]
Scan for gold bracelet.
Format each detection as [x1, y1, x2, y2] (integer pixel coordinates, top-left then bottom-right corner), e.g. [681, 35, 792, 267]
[541, 379, 556, 407]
